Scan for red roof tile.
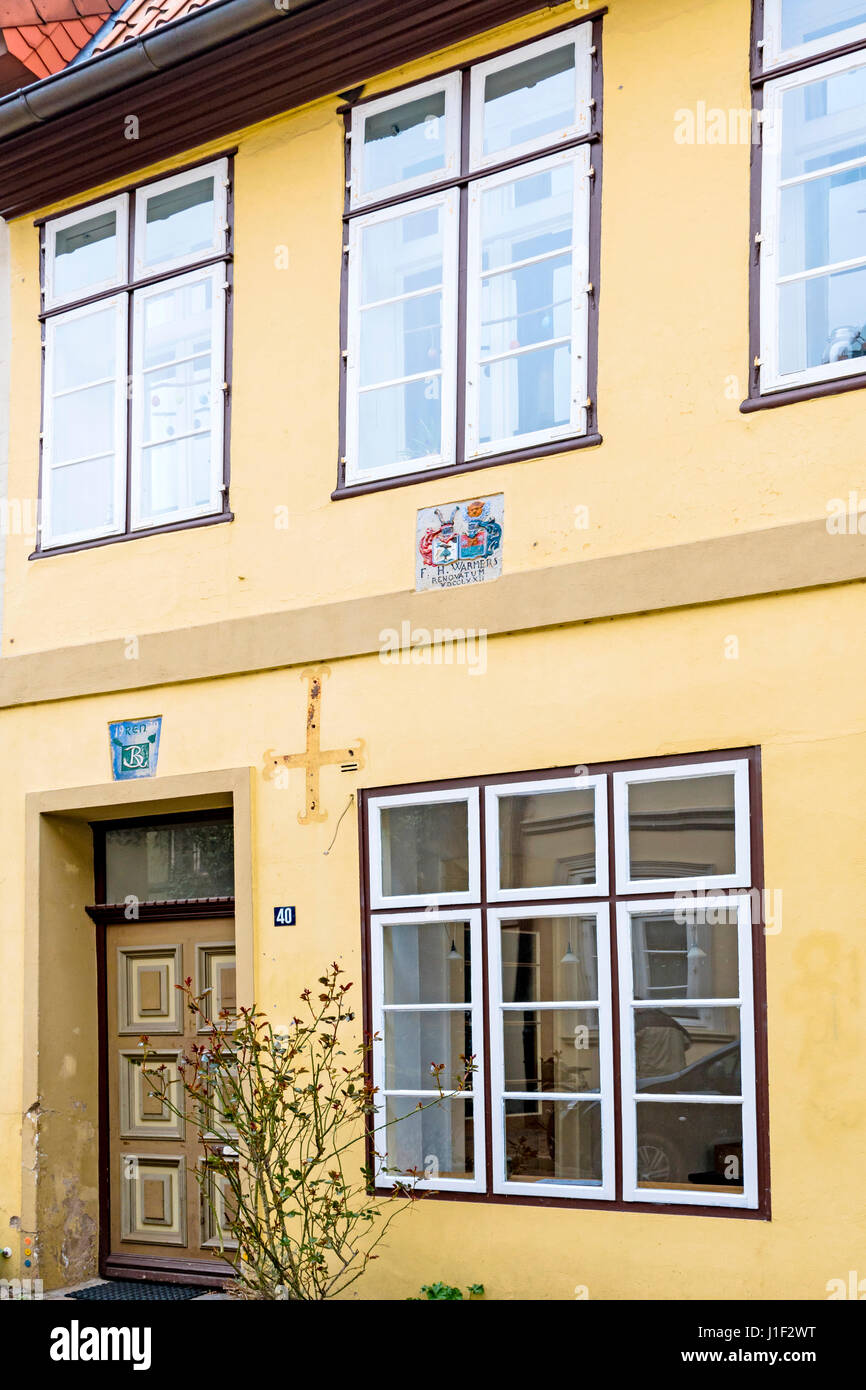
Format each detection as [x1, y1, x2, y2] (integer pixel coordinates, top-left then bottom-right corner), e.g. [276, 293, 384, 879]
[0, 0, 216, 95]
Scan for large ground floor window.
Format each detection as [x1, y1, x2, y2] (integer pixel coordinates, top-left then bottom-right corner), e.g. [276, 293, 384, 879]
[359, 748, 769, 1216]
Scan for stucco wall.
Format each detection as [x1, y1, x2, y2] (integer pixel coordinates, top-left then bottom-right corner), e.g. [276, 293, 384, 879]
[1, 0, 858, 658]
[1, 582, 864, 1296]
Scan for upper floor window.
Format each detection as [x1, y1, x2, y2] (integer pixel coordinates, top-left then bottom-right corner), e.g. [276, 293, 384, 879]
[758, 3, 866, 395]
[38, 158, 232, 553]
[361, 752, 767, 1215]
[340, 21, 599, 490]
[763, 0, 866, 69]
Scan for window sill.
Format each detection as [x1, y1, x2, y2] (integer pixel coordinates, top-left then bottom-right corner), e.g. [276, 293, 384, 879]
[332, 434, 602, 499]
[741, 373, 866, 413]
[375, 1186, 769, 1218]
[29, 509, 233, 559]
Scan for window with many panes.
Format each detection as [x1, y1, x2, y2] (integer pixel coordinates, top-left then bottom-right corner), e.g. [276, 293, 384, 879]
[757, 2, 866, 394]
[339, 19, 599, 489]
[361, 752, 767, 1213]
[37, 158, 231, 552]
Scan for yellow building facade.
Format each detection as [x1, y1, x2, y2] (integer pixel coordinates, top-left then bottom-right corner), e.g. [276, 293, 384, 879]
[0, 0, 864, 1299]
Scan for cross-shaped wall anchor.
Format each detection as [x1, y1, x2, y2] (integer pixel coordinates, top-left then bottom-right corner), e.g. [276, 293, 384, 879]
[264, 667, 365, 825]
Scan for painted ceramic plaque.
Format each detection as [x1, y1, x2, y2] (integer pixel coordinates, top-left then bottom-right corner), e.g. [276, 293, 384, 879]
[109, 716, 163, 780]
[416, 494, 504, 592]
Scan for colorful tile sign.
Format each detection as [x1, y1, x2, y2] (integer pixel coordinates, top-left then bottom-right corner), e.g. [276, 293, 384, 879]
[416, 493, 504, 592]
[108, 717, 163, 780]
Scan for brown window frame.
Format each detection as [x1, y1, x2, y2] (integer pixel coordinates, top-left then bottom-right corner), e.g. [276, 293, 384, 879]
[358, 747, 771, 1219]
[31, 152, 236, 559]
[743, 0, 866, 413]
[333, 10, 605, 499]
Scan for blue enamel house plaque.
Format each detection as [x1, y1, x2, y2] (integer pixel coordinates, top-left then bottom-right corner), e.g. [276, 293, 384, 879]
[109, 717, 163, 780]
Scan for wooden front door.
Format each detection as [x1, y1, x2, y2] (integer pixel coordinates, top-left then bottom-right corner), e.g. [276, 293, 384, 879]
[105, 917, 237, 1279]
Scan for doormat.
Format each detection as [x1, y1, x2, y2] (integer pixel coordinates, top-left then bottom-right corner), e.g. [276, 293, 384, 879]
[69, 1280, 205, 1301]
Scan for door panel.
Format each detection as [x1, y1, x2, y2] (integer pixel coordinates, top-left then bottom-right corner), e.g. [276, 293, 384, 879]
[106, 917, 236, 1267]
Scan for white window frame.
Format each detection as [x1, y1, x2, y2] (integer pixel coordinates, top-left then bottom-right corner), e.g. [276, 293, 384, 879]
[367, 787, 481, 909]
[759, 48, 866, 393]
[488, 902, 615, 1200]
[465, 145, 590, 460]
[349, 72, 463, 211]
[484, 773, 608, 902]
[345, 187, 459, 485]
[370, 908, 486, 1193]
[468, 24, 593, 171]
[762, 0, 866, 71]
[612, 759, 751, 896]
[616, 894, 758, 1210]
[41, 295, 128, 550]
[133, 159, 228, 281]
[43, 193, 129, 311]
[130, 264, 227, 531]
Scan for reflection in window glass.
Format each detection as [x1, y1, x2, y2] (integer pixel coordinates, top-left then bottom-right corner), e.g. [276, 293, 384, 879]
[364, 91, 448, 194]
[627, 774, 736, 880]
[384, 1011, 472, 1090]
[505, 1098, 601, 1183]
[634, 1008, 741, 1094]
[384, 1097, 474, 1179]
[482, 44, 576, 156]
[357, 204, 446, 472]
[503, 1008, 599, 1093]
[500, 916, 598, 1002]
[635, 1102, 744, 1193]
[54, 209, 118, 302]
[144, 176, 215, 268]
[383, 920, 471, 1004]
[781, 0, 866, 53]
[380, 800, 469, 896]
[479, 161, 577, 446]
[105, 818, 234, 902]
[631, 909, 739, 1001]
[498, 784, 595, 889]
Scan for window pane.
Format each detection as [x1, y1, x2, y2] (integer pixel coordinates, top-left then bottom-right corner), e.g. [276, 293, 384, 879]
[781, 0, 866, 53]
[634, 1008, 741, 1094]
[503, 1008, 599, 1093]
[779, 263, 866, 372]
[480, 343, 572, 444]
[482, 43, 576, 157]
[139, 435, 214, 521]
[361, 205, 444, 303]
[363, 91, 448, 195]
[382, 920, 471, 1004]
[781, 63, 866, 182]
[383, 1011, 472, 1090]
[631, 908, 740, 1001]
[481, 164, 574, 273]
[500, 915, 599, 1003]
[53, 208, 118, 301]
[53, 308, 118, 391]
[482, 252, 573, 358]
[358, 381, 442, 470]
[359, 291, 442, 386]
[143, 175, 216, 268]
[379, 800, 469, 897]
[504, 1098, 601, 1184]
[780, 164, 866, 277]
[626, 774, 736, 880]
[104, 818, 234, 902]
[498, 785, 596, 889]
[635, 1102, 744, 1193]
[51, 456, 115, 536]
[53, 382, 115, 465]
[143, 356, 213, 444]
[357, 204, 447, 472]
[383, 1097, 474, 1180]
[142, 277, 214, 370]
